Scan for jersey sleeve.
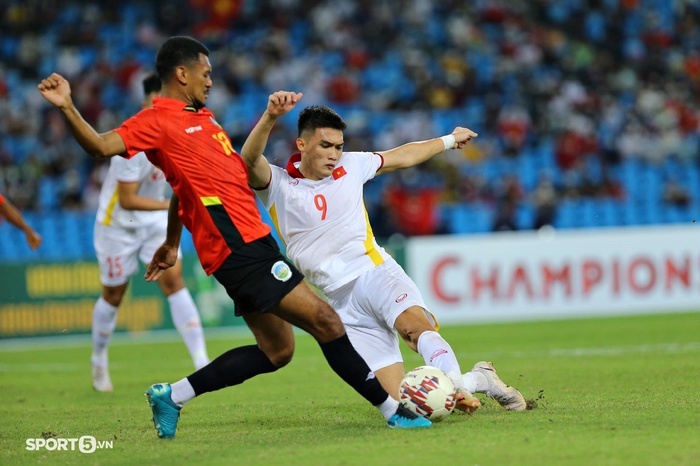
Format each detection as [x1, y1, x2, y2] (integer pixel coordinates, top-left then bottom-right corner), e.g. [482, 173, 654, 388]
[349, 151, 383, 183]
[255, 165, 285, 209]
[113, 110, 162, 161]
[111, 152, 148, 183]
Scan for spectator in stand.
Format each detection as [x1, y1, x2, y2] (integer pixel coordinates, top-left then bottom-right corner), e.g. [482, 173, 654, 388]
[385, 183, 444, 236]
[496, 102, 532, 157]
[1, 0, 700, 239]
[663, 176, 691, 207]
[531, 172, 558, 229]
[492, 175, 523, 232]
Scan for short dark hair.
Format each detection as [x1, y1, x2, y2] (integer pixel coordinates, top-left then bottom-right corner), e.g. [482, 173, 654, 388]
[297, 106, 347, 137]
[142, 73, 161, 95]
[155, 36, 210, 82]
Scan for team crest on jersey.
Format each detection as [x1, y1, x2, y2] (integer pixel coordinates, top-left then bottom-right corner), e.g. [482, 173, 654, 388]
[271, 261, 292, 282]
[210, 116, 222, 128]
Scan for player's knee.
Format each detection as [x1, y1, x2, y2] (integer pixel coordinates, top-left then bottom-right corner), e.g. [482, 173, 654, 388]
[159, 277, 185, 295]
[267, 344, 294, 368]
[311, 301, 345, 339]
[102, 288, 125, 306]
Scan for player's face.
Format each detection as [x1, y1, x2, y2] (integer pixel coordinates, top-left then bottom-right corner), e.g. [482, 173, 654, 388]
[187, 53, 212, 109]
[297, 128, 344, 180]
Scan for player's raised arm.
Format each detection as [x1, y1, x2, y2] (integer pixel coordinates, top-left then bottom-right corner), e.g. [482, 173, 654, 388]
[240, 91, 303, 189]
[376, 126, 477, 175]
[37, 73, 126, 159]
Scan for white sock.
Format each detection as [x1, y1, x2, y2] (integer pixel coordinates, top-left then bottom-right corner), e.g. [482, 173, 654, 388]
[462, 371, 489, 393]
[377, 396, 400, 420]
[168, 288, 209, 369]
[91, 297, 118, 367]
[170, 378, 196, 407]
[416, 330, 467, 391]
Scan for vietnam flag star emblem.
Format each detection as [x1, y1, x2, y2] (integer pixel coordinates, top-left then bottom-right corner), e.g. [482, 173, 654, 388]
[332, 166, 347, 180]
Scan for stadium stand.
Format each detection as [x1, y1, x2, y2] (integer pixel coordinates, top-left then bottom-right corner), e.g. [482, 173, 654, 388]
[0, 0, 698, 260]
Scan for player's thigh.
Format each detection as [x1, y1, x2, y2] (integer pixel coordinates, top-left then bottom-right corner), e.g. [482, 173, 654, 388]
[273, 281, 345, 342]
[93, 223, 140, 286]
[373, 362, 406, 401]
[350, 259, 433, 332]
[242, 312, 295, 367]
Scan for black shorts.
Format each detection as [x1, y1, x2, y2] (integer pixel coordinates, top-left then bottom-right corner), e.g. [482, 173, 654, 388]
[212, 234, 304, 316]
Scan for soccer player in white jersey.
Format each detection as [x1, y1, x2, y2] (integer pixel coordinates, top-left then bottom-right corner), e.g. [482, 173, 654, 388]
[241, 91, 527, 412]
[90, 74, 209, 392]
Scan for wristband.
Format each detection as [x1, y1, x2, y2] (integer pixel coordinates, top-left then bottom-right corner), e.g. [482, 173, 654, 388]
[440, 134, 456, 151]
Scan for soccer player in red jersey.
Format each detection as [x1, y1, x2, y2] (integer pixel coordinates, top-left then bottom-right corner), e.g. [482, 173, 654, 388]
[38, 35, 430, 438]
[0, 194, 42, 250]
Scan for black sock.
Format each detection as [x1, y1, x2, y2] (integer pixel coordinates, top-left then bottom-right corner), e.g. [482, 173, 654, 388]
[319, 333, 388, 406]
[187, 345, 277, 395]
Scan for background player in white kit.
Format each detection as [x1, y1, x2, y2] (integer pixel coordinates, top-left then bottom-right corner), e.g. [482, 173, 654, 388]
[91, 74, 209, 392]
[241, 91, 527, 412]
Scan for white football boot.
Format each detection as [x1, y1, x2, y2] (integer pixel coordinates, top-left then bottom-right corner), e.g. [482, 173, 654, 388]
[471, 361, 526, 411]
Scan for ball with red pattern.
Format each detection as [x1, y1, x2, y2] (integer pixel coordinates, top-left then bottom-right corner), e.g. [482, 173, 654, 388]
[398, 365, 457, 422]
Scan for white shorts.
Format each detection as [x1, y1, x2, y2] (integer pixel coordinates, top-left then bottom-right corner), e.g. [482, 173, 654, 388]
[325, 258, 437, 372]
[93, 222, 182, 287]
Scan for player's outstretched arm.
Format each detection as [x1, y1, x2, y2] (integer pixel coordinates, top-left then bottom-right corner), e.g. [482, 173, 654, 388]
[240, 91, 303, 189]
[37, 73, 126, 159]
[145, 195, 182, 282]
[118, 181, 170, 211]
[376, 126, 477, 175]
[0, 197, 42, 250]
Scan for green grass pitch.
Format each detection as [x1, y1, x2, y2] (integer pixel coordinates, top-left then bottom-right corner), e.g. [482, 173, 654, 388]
[1, 312, 698, 465]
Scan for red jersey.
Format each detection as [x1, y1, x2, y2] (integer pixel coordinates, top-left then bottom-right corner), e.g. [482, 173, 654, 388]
[0, 194, 4, 206]
[114, 97, 270, 274]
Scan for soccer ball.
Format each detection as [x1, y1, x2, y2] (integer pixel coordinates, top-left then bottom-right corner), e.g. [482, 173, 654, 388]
[398, 365, 457, 422]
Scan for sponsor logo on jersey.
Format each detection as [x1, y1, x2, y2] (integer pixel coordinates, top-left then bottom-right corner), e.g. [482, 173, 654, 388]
[271, 261, 292, 282]
[395, 293, 408, 303]
[185, 125, 203, 134]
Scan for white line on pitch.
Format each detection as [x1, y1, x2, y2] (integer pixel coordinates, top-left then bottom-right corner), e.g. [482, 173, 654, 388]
[463, 341, 700, 360]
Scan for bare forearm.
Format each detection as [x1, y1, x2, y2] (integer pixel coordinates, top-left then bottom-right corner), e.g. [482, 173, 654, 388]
[0, 201, 32, 232]
[119, 196, 170, 211]
[60, 104, 114, 159]
[164, 195, 183, 247]
[241, 111, 276, 168]
[379, 138, 446, 172]
[378, 127, 476, 174]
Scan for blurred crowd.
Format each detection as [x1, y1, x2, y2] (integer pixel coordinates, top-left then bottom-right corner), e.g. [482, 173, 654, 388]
[1, 0, 698, 240]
